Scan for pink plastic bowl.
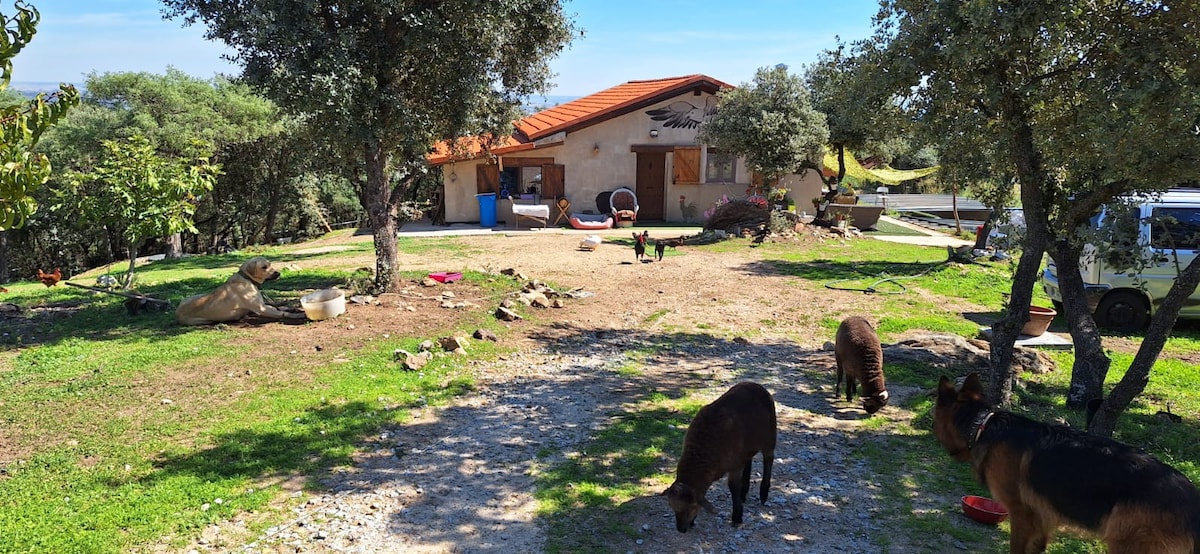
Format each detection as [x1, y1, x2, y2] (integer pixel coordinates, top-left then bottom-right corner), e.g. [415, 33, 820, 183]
[962, 495, 1008, 524]
[428, 272, 463, 283]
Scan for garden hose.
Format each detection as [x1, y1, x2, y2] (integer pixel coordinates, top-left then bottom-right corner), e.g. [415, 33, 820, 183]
[824, 276, 909, 294]
[822, 261, 944, 294]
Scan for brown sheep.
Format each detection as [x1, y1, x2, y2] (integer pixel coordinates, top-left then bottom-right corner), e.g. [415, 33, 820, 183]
[835, 316, 889, 414]
[663, 381, 777, 532]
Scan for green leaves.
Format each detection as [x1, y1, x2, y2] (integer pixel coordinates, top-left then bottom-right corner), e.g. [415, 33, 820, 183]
[160, 0, 578, 290]
[698, 66, 829, 186]
[0, 85, 78, 230]
[57, 135, 217, 261]
[0, 3, 78, 230]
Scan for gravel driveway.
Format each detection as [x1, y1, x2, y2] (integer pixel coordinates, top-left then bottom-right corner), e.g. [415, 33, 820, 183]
[186, 229, 979, 553]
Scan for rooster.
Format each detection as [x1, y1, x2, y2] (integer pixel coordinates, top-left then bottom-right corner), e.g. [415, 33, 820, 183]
[37, 268, 62, 287]
[633, 231, 648, 261]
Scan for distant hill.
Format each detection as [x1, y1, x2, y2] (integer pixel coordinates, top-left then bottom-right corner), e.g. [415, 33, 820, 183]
[8, 83, 578, 113]
[523, 94, 580, 114]
[10, 81, 79, 99]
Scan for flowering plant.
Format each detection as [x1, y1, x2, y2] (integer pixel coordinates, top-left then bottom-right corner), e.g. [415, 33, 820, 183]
[767, 186, 788, 202]
[747, 195, 768, 209]
[703, 194, 731, 220]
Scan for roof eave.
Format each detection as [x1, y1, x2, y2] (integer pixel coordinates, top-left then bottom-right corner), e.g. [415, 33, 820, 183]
[428, 141, 540, 166]
[522, 76, 731, 141]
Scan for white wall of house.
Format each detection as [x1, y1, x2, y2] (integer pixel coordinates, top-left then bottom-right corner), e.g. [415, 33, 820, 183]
[439, 91, 828, 225]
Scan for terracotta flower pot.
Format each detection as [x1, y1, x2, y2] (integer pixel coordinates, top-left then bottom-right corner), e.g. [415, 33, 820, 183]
[1022, 305, 1057, 336]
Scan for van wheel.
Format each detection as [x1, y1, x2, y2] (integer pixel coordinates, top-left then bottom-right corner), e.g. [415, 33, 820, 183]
[1095, 291, 1150, 332]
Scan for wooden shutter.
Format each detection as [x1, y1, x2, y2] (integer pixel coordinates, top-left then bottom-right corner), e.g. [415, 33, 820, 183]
[673, 146, 701, 184]
[476, 163, 499, 194]
[540, 164, 565, 198]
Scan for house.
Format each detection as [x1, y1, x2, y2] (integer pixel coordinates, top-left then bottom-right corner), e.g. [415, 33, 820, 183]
[427, 74, 827, 226]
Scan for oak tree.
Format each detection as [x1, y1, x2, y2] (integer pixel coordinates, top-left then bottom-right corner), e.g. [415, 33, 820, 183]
[162, 0, 578, 291]
[698, 65, 829, 193]
[858, 0, 1200, 433]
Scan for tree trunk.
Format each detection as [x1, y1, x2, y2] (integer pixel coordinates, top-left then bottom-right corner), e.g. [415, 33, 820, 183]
[264, 170, 283, 244]
[973, 209, 996, 250]
[951, 185, 961, 235]
[101, 225, 117, 264]
[988, 237, 1044, 405]
[987, 84, 1051, 406]
[1051, 239, 1110, 409]
[1089, 253, 1200, 436]
[208, 189, 223, 252]
[164, 233, 183, 259]
[836, 144, 846, 182]
[123, 242, 138, 290]
[362, 141, 401, 292]
[0, 230, 9, 283]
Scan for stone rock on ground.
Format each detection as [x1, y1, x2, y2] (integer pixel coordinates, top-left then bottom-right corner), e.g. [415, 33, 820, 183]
[885, 332, 1056, 374]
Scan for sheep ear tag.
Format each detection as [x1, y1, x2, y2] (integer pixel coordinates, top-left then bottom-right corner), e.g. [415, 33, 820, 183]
[700, 496, 717, 514]
[863, 390, 889, 402]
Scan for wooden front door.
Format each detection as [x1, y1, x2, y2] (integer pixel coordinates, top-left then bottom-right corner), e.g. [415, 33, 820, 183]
[636, 152, 665, 221]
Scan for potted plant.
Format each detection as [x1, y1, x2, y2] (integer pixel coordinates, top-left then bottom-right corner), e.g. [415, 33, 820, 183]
[833, 182, 858, 205]
[768, 186, 789, 211]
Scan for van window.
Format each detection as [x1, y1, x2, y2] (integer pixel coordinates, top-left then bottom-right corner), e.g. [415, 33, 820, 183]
[1150, 207, 1200, 250]
[1100, 205, 1143, 270]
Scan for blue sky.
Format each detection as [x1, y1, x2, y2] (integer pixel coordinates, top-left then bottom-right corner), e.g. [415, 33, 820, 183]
[12, 0, 881, 96]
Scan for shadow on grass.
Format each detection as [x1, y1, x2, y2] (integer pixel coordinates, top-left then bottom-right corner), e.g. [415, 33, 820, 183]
[139, 400, 405, 486]
[739, 258, 947, 282]
[0, 261, 353, 352]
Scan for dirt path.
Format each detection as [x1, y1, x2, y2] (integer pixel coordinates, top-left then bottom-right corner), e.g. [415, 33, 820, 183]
[187, 231, 969, 553]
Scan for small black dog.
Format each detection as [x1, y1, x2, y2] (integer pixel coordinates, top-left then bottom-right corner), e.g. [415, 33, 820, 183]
[633, 231, 648, 261]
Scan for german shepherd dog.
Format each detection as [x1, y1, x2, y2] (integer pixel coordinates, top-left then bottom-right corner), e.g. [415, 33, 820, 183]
[934, 374, 1200, 553]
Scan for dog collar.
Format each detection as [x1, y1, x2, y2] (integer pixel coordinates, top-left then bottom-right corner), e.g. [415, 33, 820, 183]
[237, 270, 262, 290]
[967, 411, 994, 450]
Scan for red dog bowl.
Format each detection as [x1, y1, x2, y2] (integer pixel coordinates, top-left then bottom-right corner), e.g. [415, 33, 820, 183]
[962, 495, 1008, 524]
[428, 272, 463, 283]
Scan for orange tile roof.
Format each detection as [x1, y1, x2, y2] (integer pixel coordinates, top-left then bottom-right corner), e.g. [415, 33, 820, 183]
[516, 74, 731, 140]
[428, 134, 533, 165]
[428, 74, 731, 165]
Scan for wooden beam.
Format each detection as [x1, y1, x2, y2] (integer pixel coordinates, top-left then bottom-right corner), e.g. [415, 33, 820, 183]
[501, 156, 555, 167]
[630, 144, 676, 153]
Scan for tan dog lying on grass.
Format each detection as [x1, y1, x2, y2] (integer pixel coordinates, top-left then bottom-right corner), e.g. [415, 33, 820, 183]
[176, 256, 306, 325]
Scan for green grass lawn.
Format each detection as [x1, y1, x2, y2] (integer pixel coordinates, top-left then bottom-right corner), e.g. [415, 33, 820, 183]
[0, 253, 509, 553]
[861, 218, 931, 236]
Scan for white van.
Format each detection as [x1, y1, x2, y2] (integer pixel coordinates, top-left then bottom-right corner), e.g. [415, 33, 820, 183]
[1042, 188, 1200, 332]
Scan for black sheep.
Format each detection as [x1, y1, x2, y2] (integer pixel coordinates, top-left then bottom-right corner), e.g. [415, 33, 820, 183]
[663, 382, 777, 532]
[835, 316, 889, 413]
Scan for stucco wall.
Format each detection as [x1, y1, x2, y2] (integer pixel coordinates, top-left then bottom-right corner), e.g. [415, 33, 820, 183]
[440, 91, 828, 225]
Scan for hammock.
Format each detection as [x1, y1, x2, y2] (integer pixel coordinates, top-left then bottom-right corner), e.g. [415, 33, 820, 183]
[823, 149, 940, 186]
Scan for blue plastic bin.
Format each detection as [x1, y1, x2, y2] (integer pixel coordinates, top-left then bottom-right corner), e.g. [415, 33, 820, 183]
[476, 193, 497, 227]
